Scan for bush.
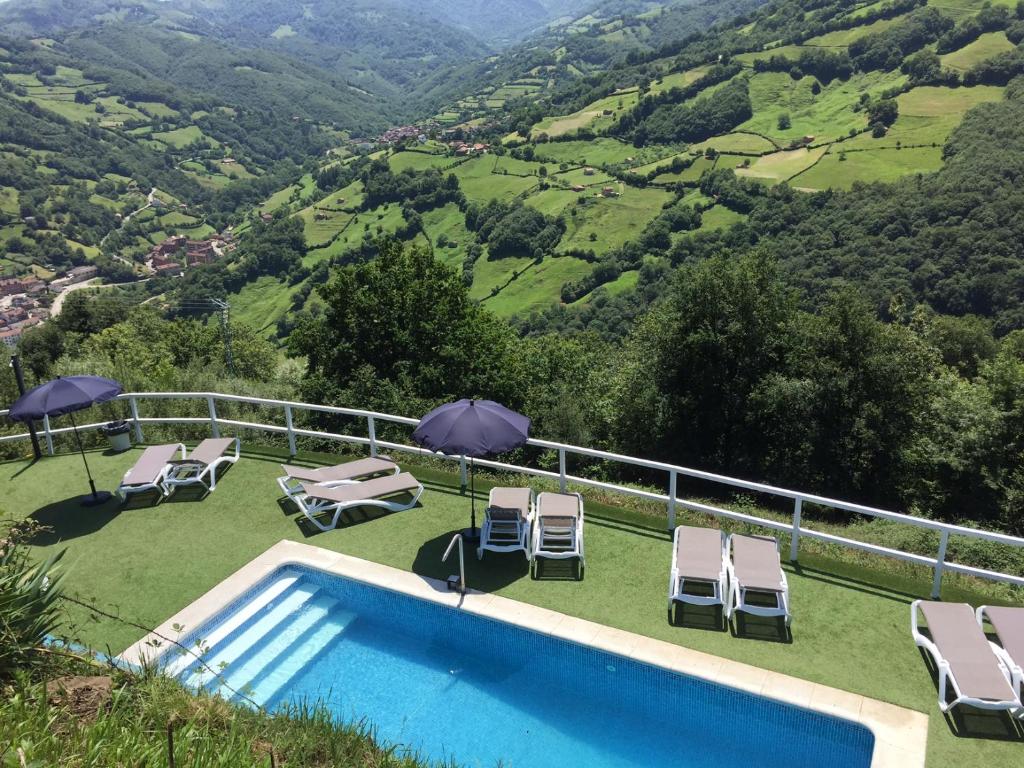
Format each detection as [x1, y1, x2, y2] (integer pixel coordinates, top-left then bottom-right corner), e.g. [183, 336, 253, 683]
[0, 519, 65, 679]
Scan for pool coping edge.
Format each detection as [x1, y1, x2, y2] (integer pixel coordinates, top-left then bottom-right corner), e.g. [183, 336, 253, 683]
[118, 539, 929, 768]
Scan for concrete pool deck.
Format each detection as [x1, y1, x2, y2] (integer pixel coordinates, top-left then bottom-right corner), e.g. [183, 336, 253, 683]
[120, 539, 929, 768]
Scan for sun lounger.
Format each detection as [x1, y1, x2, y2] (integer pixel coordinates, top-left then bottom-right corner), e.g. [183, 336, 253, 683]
[276, 456, 400, 501]
[478, 487, 534, 560]
[911, 601, 1021, 714]
[668, 526, 727, 619]
[976, 605, 1024, 705]
[161, 437, 240, 494]
[116, 443, 185, 500]
[725, 534, 791, 626]
[531, 491, 584, 578]
[295, 472, 424, 532]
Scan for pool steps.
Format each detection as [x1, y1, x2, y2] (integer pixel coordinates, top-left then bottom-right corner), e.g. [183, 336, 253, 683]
[244, 607, 356, 706]
[163, 574, 300, 678]
[182, 581, 322, 690]
[207, 593, 339, 700]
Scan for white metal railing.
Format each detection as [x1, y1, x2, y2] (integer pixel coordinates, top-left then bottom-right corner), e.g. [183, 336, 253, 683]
[2, 390, 1024, 598]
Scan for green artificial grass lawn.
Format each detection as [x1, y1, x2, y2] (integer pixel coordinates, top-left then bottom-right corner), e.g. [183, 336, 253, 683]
[2, 447, 1022, 767]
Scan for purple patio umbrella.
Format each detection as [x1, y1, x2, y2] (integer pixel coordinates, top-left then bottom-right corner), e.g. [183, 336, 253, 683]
[412, 399, 530, 541]
[7, 375, 123, 506]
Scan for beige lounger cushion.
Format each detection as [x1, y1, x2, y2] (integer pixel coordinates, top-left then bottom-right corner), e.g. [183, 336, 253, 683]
[282, 456, 397, 484]
[188, 438, 235, 466]
[676, 526, 724, 582]
[537, 492, 579, 525]
[301, 472, 420, 503]
[732, 534, 785, 593]
[984, 606, 1024, 671]
[489, 487, 531, 518]
[122, 444, 181, 486]
[488, 506, 526, 522]
[920, 601, 1017, 702]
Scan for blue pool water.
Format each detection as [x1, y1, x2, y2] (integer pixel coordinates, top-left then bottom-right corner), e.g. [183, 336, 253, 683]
[165, 566, 874, 768]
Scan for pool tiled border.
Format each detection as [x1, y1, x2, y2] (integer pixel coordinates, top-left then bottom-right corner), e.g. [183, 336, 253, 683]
[120, 539, 929, 768]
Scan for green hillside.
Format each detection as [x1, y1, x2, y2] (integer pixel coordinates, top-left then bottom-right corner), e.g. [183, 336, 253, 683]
[213, 0, 1024, 340]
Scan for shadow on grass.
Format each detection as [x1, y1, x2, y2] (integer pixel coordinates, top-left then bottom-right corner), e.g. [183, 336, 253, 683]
[669, 602, 727, 632]
[729, 612, 792, 643]
[28, 496, 122, 544]
[916, 648, 1024, 741]
[412, 530, 529, 592]
[789, 562, 920, 604]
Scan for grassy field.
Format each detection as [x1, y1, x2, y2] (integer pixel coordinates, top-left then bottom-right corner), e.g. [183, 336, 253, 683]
[558, 186, 673, 255]
[844, 85, 1005, 149]
[737, 70, 908, 144]
[474, 253, 592, 316]
[531, 90, 640, 138]
[698, 205, 747, 232]
[230, 275, 299, 336]
[803, 15, 906, 47]
[793, 146, 945, 189]
[939, 31, 1016, 72]
[691, 132, 779, 154]
[387, 151, 457, 173]
[153, 125, 219, 149]
[649, 65, 711, 95]
[4, 448, 1024, 768]
[533, 138, 658, 167]
[451, 156, 539, 200]
[736, 146, 829, 183]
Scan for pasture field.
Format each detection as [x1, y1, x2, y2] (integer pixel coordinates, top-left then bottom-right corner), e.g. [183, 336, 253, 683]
[317, 181, 364, 211]
[803, 15, 905, 47]
[654, 156, 715, 184]
[302, 203, 408, 266]
[691, 132, 779, 154]
[939, 32, 1015, 72]
[534, 138, 669, 168]
[299, 206, 353, 248]
[230, 275, 300, 338]
[733, 44, 807, 65]
[523, 188, 581, 217]
[736, 145, 829, 183]
[698, 205, 747, 231]
[573, 268, 640, 305]
[649, 65, 711, 95]
[474, 254, 592, 316]
[153, 125, 219, 149]
[557, 186, 672, 255]
[553, 166, 614, 186]
[531, 90, 639, 138]
[388, 151, 456, 173]
[135, 101, 178, 118]
[0, 186, 18, 214]
[492, 155, 545, 176]
[793, 146, 944, 189]
[843, 85, 1005, 149]
[421, 204, 473, 266]
[737, 70, 907, 144]
[450, 156, 538, 200]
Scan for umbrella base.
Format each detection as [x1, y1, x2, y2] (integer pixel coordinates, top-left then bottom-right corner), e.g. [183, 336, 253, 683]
[460, 526, 481, 543]
[80, 491, 113, 507]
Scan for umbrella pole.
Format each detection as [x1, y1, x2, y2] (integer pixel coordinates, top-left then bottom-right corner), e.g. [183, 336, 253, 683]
[69, 412, 107, 506]
[470, 457, 477, 536]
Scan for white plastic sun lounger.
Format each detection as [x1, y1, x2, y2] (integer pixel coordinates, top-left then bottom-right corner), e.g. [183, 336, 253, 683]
[976, 605, 1024, 708]
[276, 456, 400, 501]
[116, 443, 185, 500]
[162, 437, 240, 494]
[911, 600, 1021, 714]
[295, 472, 424, 532]
[668, 526, 727, 618]
[478, 487, 534, 560]
[725, 534, 791, 626]
[531, 491, 584, 578]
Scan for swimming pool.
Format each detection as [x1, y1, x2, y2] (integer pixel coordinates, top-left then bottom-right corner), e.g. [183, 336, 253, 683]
[161, 564, 874, 768]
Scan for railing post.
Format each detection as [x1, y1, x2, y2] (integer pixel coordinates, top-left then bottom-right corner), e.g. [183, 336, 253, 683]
[42, 413, 54, 456]
[932, 529, 950, 599]
[668, 470, 677, 530]
[558, 448, 567, 493]
[284, 405, 296, 457]
[459, 455, 468, 492]
[129, 396, 144, 444]
[790, 498, 803, 562]
[367, 416, 378, 457]
[207, 396, 220, 439]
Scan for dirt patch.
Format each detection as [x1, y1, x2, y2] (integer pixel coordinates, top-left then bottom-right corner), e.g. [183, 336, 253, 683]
[46, 675, 113, 724]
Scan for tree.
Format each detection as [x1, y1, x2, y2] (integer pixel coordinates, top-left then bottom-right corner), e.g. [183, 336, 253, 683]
[777, 113, 791, 130]
[289, 239, 527, 412]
